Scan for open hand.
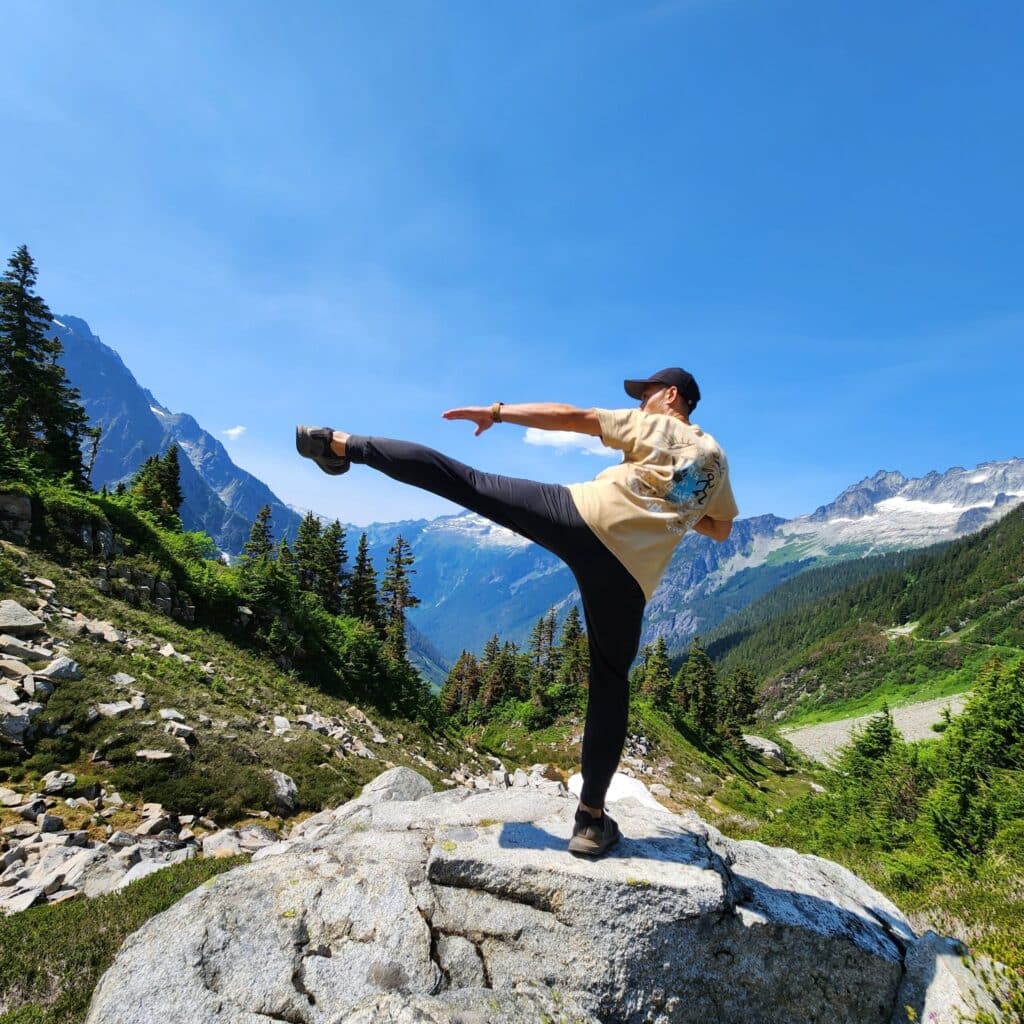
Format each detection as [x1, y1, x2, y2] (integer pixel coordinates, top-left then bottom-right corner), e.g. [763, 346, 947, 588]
[442, 406, 494, 437]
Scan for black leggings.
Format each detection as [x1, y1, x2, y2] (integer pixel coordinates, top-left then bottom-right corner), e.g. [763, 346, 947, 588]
[346, 436, 646, 809]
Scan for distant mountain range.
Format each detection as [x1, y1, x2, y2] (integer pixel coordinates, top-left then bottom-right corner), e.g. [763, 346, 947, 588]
[54, 313, 1024, 678]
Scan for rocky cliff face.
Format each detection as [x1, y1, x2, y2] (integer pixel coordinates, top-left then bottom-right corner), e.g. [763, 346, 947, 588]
[84, 767, 995, 1024]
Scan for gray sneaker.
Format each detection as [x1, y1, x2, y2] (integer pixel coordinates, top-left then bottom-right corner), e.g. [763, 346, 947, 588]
[295, 425, 350, 476]
[568, 808, 621, 857]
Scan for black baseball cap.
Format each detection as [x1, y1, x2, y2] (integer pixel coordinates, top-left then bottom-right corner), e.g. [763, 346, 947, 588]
[623, 367, 701, 411]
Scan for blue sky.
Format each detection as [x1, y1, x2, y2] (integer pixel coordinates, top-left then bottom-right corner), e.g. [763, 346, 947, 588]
[2, 1, 1022, 526]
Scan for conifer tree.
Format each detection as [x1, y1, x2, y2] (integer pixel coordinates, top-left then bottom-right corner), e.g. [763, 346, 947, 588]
[316, 520, 348, 614]
[381, 535, 420, 660]
[440, 650, 477, 717]
[481, 641, 519, 707]
[0, 245, 89, 484]
[544, 608, 560, 677]
[129, 444, 183, 529]
[642, 635, 673, 706]
[481, 634, 501, 672]
[293, 512, 323, 593]
[157, 444, 183, 519]
[84, 425, 103, 486]
[344, 532, 382, 629]
[243, 505, 274, 562]
[277, 539, 295, 576]
[555, 605, 589, 689]
[675, 637, 719, 732]
[720, 665, 758, 733]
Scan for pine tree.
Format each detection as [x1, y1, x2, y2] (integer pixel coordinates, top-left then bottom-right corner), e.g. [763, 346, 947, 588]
[243, 505, 274, 562]
[447, 650, 483, 719]
[157, 444, 183, 521]
[277, 539, 295, 576]
[381, 535, 420, 661]
[293, 512, 323, 593]
[129, 445, 182, 529]
[344, 532, 382, 629]
[84, 424, 103, 486]
[642, 636, 673, 706]
[544, 608, 561, 677]
[720, 665, 758, 733]
[675, 637, 719, 732]
[481, 634, 501, 672]
[0, 245, 89, 484]
[316, 520, 348, 614]
[555, 606, 589, 689]
[481, 641, 519, 708]
[526, 610, 557, 698]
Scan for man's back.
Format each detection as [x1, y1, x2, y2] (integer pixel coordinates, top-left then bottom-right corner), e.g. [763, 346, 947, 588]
[567, 407, 738, 600]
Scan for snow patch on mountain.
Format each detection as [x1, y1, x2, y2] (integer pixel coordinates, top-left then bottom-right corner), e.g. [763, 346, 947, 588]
[421, 512, 532, 549]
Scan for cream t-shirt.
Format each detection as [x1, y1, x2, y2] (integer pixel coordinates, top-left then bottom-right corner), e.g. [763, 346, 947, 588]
[567, 408, 739, 601]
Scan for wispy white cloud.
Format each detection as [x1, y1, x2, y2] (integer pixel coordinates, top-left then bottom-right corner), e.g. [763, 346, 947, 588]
[523, 428, 617, 458]
[222, 425, 247, 441]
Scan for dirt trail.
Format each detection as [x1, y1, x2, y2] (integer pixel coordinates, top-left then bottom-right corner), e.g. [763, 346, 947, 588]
[780, 693, 971, 763]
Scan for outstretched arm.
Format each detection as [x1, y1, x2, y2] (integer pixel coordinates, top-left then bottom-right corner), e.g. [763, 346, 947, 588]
[442, 403, 601, 438]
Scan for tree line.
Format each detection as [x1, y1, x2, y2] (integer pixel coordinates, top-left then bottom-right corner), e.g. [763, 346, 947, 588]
[441, 609, 758, 743]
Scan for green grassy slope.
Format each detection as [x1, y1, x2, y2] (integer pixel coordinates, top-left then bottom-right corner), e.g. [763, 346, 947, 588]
[703, 504, 1024, 724]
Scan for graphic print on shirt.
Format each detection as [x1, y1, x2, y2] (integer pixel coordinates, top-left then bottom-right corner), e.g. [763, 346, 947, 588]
[626, 438, 723, 532]
[664, 450, 722, 533]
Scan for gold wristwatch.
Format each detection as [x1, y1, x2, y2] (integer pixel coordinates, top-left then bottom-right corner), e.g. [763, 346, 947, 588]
[491, 402, 504, 423]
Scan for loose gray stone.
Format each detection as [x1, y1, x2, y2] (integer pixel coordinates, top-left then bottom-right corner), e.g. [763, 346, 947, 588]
[359, 766, 435, 804]
[1, 886, 42, 914]
[24, 677, 54, 700]
[0, 682, 21, 703]
[41, 771, 76, 795]
[0, 600, 44, 636]
[36, 656, 82, 681]
[135, 749, 174, 762]
[114, 860, 173, 890]
[97, 701, 133, 718]
[269, 770, 298, 815]
[36, 813, 65, 833]
[4, 636, 53, 661]
[108, 672, 137, 686]
[202, 830, 244, 858]
[1, 704, 32, 741]
[744, 734, 787, 762]
[158, 708, 185, 722]
[0, 787, 23, 807]
[164, 721, 195, 742]
[0, 659, 32, 680]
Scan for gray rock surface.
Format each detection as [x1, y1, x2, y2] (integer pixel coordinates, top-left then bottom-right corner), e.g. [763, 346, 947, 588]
[742, 734, 786, 762]
[83, 766, 977, 1024]
[36, 655, 82, 680]
[0, 600, 44, 635]
[270, 769, 298, 815]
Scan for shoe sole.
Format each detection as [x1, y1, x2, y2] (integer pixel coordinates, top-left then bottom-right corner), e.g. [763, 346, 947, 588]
[295, 425, 350, 476]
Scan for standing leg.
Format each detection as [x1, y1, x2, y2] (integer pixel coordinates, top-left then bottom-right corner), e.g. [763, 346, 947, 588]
[575, 551, 647, 812]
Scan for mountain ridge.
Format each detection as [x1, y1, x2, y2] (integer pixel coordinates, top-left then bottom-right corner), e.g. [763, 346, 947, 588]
[53, 313, 1024, 667]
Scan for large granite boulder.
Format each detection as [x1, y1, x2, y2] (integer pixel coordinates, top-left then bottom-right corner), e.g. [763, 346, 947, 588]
[85, 768, 990, 1024]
